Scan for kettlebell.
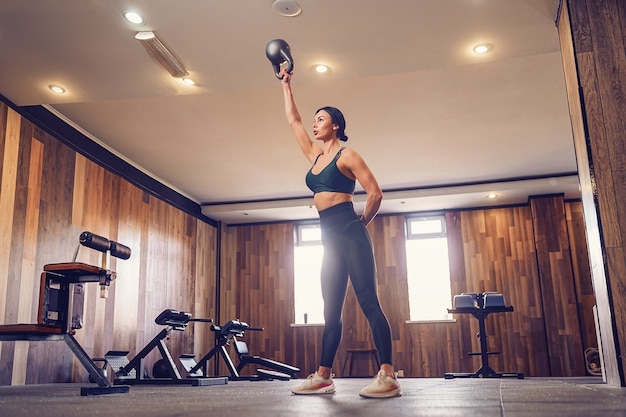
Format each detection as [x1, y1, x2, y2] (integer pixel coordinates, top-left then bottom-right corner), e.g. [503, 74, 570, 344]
[265, 39, 294, 79]
[152, 358, 173, 378]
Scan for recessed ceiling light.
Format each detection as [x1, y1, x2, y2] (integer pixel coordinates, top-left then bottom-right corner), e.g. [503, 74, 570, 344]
[48, 84, 65, 94]
[272, 0, 302, 17]
[473, 43, 494, 54]
[135, 31, 155, 41]
[181, 78, 195, 86]
[487, 192, 498, 199]
[123, 11, 144, 24]
[314, 64, 329, 73]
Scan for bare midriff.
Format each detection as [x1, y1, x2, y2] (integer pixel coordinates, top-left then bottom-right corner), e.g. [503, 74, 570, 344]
[313, 192, 353, 212]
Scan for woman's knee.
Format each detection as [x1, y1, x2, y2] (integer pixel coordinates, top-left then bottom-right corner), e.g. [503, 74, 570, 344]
[323, 306, 343, 325]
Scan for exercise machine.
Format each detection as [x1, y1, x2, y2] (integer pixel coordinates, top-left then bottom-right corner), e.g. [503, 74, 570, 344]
[445, 292, 524, 379]
[104, 309, 227, 386]
[0, 231, 132, 395]
[180, 319, 300, 381]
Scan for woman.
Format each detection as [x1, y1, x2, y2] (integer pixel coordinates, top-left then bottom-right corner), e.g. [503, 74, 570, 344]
[281, 69, 401, 398]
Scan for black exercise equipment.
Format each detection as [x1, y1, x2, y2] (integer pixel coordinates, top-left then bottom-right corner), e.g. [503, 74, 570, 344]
[79, 231, 131, 260]
[445, 292, 524, 379]
[0, 231, 133, 396]
[105, 309, 227, 386]
[265, 38, 294, 79]
[180, 319, 300, 381]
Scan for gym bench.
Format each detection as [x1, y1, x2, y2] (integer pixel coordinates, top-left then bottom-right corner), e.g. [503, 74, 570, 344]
[105, 308, 227, 386]
[180, 319, 300, 381]
[0, 232, 132, 395]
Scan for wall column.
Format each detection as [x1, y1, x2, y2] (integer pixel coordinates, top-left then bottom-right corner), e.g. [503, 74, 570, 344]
[557, 0, 626, 386]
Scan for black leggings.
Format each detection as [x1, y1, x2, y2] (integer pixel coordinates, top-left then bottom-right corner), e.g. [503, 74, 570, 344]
[318, 202, 393, 368]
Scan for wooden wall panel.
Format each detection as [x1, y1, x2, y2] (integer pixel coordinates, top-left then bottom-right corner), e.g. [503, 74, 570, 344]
[406, 322, 461, 377]
[0, 107, 21, 385]
[1, 96, 601, 382]
[25, 123, 78, 384]
[0, 102, 219, 385]
[559, 0, 626, 384]
[0, 107, 21, 330]
[222, 203, 595, 378]
[452, 206, 550, 377]
[12, 137, 44, 384]
[193, 220, 218, 357]
[220, 216, 413, 378]
[566, 201, 597, 352]
[445, 211, 474, 375]
[530, 195, 585, 376]
[218, 223, 296, 377]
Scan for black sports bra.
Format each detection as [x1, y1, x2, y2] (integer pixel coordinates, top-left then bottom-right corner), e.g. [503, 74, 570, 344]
[305, 147, 356, 195]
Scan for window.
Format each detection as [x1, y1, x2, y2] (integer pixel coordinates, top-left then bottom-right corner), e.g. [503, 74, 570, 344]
[405, 215, 453, 321]
[293, 216, 453, 324]
[294, 223, 324, 324]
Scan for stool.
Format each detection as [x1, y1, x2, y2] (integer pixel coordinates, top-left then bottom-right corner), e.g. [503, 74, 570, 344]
[342, 348, 380, 377]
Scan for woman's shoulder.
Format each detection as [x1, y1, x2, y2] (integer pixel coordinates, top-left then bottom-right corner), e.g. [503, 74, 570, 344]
[339, 146, 355, 156]
[339, 146, 363, 160]
[337, 147, 367, 170]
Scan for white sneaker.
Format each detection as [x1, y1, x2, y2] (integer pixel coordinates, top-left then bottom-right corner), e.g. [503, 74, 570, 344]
[291, 372, 336, 395]
[359, 370, 402, 398]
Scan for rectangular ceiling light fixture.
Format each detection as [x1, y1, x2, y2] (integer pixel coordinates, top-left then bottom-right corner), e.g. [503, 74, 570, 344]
[135, 31, 189, 78]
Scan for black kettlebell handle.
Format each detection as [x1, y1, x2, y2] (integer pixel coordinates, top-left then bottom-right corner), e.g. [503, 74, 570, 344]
[265, 39, 294, 80]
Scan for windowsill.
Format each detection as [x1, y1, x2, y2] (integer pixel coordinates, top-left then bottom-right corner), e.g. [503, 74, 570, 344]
[405, 319, 457, 324]
[291, 320, 457, 327]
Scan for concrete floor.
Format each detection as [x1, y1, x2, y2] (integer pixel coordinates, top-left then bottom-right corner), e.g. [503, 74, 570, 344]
[0, 377, 624, 417]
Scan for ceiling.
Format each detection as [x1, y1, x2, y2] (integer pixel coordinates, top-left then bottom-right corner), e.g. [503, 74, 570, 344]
[0, 0, 580, 224]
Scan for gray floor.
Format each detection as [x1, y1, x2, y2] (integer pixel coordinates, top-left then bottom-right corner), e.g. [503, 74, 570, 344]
[0, 377, 625, 417]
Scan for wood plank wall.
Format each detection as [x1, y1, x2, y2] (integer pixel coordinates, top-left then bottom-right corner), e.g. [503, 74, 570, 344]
[218, 223, 297, 377]
[565, 202, 597, 354]
[447, 205, 551, 377]
[0, 97, 601, 382]
[558, 0, 626, 385]
[0, 102, 218, 385]
[530, 196, 585, 376]
[222, 196, 596, 378]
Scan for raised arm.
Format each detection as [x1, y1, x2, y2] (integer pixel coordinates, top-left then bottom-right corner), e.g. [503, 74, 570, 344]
[281, 70, 322, 163]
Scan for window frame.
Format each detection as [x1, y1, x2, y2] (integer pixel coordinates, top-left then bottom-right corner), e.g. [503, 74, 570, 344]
[295, 221, 322, 246]
[406, 214, 447, 240]
[404, 213, 454, 323]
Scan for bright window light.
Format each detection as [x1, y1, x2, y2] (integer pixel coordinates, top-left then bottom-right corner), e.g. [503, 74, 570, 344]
[410, 218, 444, 236]
[294, 216, 453, 324]
[406, 215, 452, 321]
[294, 223, 324, 324]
